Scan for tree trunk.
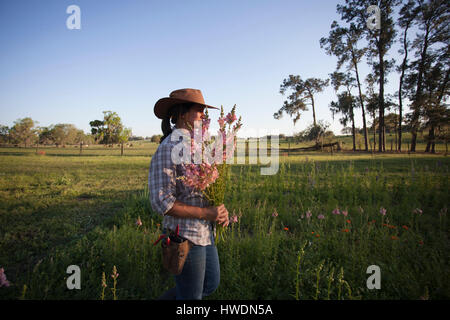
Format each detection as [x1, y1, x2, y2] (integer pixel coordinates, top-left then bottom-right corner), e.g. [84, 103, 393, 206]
[353, 55, 369, 151]
[351, 110, 356, 151]
[373, 112, 377, 152]
[411, 24, 430, 152]
[425, 126, 436, 153]
[378, 47, 385, 153]
[121, 142, 124, 156]
[310, 92, 317, 127]
[398, 23, 410, 152]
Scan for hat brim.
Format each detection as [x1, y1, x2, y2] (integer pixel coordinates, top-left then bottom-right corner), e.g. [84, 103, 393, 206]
[154, 97, 219, 119]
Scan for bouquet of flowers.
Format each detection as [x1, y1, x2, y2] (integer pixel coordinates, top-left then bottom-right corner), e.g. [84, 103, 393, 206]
[178, 105, 242, 242]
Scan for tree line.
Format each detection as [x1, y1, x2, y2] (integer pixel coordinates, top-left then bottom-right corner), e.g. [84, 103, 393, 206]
[275, 0, 449, 153]
[0, 111, 136, 155]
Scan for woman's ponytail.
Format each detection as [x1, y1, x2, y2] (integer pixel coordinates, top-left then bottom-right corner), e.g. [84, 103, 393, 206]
[159, 103, 195, 143]
[160, 116, 172, 143]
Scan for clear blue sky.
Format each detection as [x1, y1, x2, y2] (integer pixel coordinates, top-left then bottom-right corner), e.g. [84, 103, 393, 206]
[0, 0, 403, 138]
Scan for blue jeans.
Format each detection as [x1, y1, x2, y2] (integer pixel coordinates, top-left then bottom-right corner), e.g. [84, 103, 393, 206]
[175, 239, 220, 300]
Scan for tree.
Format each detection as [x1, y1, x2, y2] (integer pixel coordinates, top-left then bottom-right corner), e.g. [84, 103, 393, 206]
[330, 92, 358, 151]
[274, 75, 329, 126]
[102, 111, 123, 145]
[404, 0, 449, 152]
[422, 53, 450, 153]
[150, 134, 163, 143]
[118, 127, 132, 156]
[0, 125, 9, 144]
[9, 117, 37, 147]
[90, 111, 128, 145]
[320, 21, 369, 151]
[294, 120, 331, 146]
[329, 71, 358, 151]
[337, 0, 400, 152]
[38, 126, 54, 145]
[89, 119, 104, 143]
[396, 0, 418, 151]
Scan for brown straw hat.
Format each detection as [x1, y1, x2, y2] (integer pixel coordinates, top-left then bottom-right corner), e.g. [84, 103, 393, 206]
[154, 88, 219, 119]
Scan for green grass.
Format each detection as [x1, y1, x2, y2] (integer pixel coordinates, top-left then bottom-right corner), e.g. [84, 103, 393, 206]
[0, 142, 448, 300]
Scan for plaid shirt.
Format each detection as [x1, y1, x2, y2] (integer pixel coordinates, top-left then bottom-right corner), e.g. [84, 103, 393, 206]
[148, 129, 215, 246]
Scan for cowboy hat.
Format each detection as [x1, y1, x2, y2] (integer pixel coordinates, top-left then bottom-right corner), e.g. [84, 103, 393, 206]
[154, 88, 219, 119]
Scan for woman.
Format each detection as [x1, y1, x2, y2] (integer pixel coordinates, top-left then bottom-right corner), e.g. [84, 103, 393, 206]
[148, 88, 230, 300]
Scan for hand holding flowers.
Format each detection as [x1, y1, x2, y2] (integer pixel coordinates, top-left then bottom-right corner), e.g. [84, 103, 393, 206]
[178, 105, 242, 242]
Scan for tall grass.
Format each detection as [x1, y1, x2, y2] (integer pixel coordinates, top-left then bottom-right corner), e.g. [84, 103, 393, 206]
[0, 148, 448, 299]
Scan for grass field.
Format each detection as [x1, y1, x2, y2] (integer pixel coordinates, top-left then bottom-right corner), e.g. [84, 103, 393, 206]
[0, 139, 448, 300]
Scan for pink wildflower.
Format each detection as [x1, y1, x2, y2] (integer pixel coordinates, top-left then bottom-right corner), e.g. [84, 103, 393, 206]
[413, 208, 423, 215]
[0, 268, 10, 287]
[317, 214, 325, 220]
[272, 209, 278, 217]
[306, 211, 312, 219]
[136, 216, 142, 227]
[230, 215, 238, 223]
[342, 210, 348, 217]
[380, 207, 387, 216]
[332, 208, 340, 215]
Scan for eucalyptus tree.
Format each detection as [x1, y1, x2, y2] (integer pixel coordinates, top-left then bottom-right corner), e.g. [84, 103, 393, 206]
[404, 0, 449, 152]
[337, 0, 400, 152]
[320, 22, 369, 151]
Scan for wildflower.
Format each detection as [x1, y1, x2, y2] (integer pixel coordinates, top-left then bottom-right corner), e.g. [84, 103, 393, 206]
[342, 210, 348, 217]
[284, 227, 289, 231]
[136, 216, 142, 227]
[317, 214, 325, 220]
[311, 231, 315, 234]
[413, 208, 423, 215]
[419, 240, 424, 245]
[230, 215, 238, 223]
[358, 206, 364, 214]
[402, 225, 409, 231]
[332, 208, 340, 215]
[300, 214, 304, 219]
[0, 268, 10, 288]
[272, 209, 278, 218]
[306, 211, 312, 219]
[391, 236, 398, 240]
[380, 207, 387, 216]
[111, 266, 119, 280]
[156, 223, 160, 228]
[315, 234, 320, 238]
[342, 229, 350, 233]
[346, 219, 351, 224]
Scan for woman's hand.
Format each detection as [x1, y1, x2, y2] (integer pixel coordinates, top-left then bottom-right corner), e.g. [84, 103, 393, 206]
[204, 204, 229, 227]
